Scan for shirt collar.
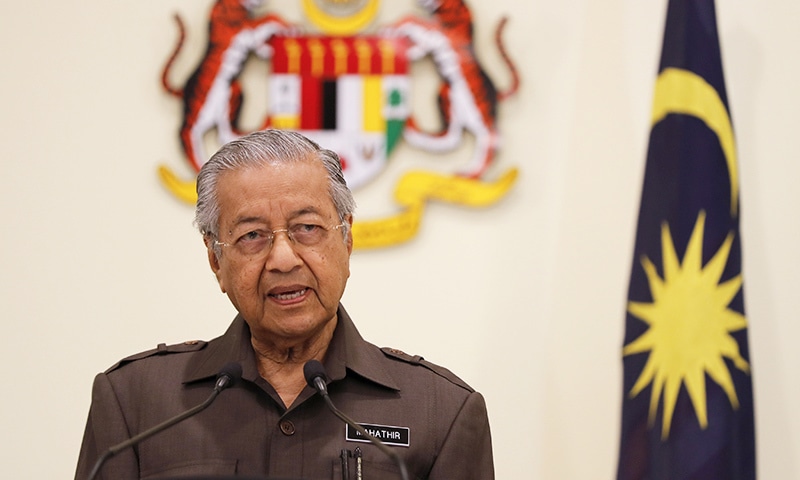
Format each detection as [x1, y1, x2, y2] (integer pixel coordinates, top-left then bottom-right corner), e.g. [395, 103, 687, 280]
[183, 304, 400, 392]
[324, 305, 400, 391]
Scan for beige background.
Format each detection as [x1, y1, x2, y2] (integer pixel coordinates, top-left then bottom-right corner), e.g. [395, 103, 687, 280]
[1, 0, 798, 478]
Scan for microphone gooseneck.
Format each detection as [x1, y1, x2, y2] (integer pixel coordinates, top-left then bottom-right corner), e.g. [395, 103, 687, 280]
[86, 362, 242, 480]
[303, 360, 411, 480]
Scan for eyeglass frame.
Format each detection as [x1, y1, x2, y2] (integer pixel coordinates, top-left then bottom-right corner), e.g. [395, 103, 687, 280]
[211, 221, 348, 258]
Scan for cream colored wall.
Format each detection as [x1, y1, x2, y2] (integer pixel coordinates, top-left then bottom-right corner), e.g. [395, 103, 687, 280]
[1, 0, 798, 478]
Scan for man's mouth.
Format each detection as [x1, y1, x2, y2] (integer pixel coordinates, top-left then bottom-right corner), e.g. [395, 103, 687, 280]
[269, 288, 308, 301]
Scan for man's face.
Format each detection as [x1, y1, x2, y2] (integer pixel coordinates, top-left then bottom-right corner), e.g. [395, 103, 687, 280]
[207, 157, 353, 344]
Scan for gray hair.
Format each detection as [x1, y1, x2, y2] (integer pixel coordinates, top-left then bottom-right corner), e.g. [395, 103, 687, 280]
[195, 130, 356, 245]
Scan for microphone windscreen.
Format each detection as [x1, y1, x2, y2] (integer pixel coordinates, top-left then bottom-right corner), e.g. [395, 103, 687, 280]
[303, 359, 328, 388]
[217, 362, 243, 386]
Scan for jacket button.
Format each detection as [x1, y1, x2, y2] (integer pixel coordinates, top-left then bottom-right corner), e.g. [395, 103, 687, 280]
[279, 420, 296, 436]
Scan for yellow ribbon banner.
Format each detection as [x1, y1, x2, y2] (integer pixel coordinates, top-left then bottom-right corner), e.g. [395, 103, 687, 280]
[353, 168, 518, 249]
[158, 165, 198, 205]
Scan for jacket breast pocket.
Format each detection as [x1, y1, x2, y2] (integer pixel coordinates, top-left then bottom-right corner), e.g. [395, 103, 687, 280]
[140, 458, 237, 479]
[332, 457, 411, 480]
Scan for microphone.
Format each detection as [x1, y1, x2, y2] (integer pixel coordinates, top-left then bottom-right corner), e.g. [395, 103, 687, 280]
[87, 362, 243, 480]
[303, 360, 410, 480]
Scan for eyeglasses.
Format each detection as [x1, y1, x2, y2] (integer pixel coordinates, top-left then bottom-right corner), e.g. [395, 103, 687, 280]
[214, 222, 346, 259]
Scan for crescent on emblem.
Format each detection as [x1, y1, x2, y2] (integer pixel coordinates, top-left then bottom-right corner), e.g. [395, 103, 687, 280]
[651, 67, 739, 215]
[302, 0, 381, 35]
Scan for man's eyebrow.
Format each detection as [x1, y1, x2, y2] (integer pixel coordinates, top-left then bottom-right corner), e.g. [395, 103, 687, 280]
[231, 216, 267, 227]
[290, 207, 325, 218]
[229, 208, 326, 228]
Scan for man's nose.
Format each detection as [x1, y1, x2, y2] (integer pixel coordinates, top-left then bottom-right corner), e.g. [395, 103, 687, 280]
[265, 230, 303, 271]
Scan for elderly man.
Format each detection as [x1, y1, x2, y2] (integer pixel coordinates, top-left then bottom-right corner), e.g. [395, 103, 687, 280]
[75, 130, 494, 480]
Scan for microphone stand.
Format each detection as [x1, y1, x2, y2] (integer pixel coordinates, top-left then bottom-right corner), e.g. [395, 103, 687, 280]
[304, 360, 410, 480]
[318, 392, 411, 480]
[87, 363, 241, 480]
[87, 390, 222, 480]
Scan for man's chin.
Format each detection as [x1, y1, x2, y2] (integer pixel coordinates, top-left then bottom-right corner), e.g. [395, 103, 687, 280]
[255, 311, 337, 342]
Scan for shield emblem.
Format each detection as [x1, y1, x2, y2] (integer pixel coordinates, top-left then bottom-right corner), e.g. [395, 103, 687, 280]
[267, 35, 410, 190]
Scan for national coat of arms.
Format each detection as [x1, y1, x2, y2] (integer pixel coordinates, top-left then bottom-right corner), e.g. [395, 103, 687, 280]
[159, 0, 520, 249]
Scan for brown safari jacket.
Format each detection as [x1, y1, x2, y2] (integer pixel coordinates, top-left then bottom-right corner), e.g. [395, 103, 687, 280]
[75, 305, 494, 480]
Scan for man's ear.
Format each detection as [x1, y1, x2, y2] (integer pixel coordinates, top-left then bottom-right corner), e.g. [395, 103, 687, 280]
[204, 237, 226, 293]
[345, 215, 354, 254]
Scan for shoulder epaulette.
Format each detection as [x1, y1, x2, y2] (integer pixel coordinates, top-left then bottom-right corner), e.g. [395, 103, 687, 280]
[105, 340, 208, 374]
[380, 347, 474, 392]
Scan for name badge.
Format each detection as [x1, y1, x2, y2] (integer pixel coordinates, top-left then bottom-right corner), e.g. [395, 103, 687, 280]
[345, 423, 410, 447]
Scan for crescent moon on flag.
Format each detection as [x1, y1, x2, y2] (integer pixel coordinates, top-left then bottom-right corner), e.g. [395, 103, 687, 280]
[651, 67, 739, 215]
